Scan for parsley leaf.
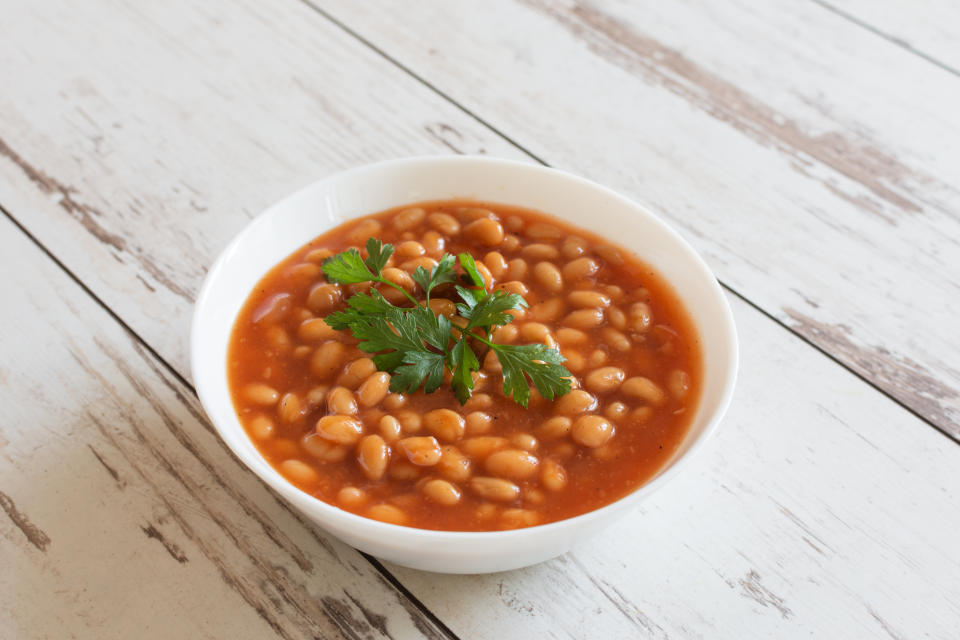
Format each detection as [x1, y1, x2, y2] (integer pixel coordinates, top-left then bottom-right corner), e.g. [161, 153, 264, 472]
[321, 238, 396, 285]
[454, 285, 480, 315]
[408, 305, 452, 352]
[320, 237, 573, 406]
[492, 343, 572, 407]
[461, 289, 527, 330]
[411, 253, 457, 302]
[363, 237, 394, 275]
[347, 308, 426, 372]
[449, 336, 481, 404]
[325, 289, 397, 329]
[343, 289, 396, 316]
[320, 248, 374, 284]
[458, 253, 486, 288]
[339, 305, 450, 387]
[392, 350, 446, 394]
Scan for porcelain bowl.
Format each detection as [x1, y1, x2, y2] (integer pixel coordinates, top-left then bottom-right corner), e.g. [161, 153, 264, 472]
[191, 155, 738, 573]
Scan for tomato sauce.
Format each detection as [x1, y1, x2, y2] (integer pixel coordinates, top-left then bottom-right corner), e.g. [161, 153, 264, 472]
[227, 200, 701, 530]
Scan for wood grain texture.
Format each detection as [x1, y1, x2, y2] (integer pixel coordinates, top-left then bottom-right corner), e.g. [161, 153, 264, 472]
[0, 215, 450, 639]
[1, 0, 960, 638]
[821, 0, 960, 72]
[0, 0, 527, 374]
[316, 0, 960, 438]
[6, 201, 959, 640]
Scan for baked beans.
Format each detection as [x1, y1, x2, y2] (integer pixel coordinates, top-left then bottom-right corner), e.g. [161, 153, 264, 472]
[229, 200, 701, 531]
[463, 218, 505, 246]
[422, 478, 462, 506]
[398, 436, 442, 466]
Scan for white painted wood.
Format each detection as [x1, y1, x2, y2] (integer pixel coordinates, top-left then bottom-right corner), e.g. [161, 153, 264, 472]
[1, 0, 959, 638]
[0, 0, 528, 374]
[823, 0, 960, 71]
[0, 215, 449, 639]
[317, 0, 960, 435]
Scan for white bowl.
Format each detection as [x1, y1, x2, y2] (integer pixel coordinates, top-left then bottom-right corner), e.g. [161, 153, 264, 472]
[191, 156, 738, 574]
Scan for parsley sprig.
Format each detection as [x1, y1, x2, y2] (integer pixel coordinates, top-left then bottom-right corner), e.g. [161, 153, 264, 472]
[321, 238, 572, 407]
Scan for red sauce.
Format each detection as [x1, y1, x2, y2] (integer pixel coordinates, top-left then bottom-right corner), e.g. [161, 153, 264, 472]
[228, 200, 701, 530]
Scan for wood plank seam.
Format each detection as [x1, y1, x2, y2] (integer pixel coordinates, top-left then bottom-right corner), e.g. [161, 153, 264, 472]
[306, 0, 960, 438]
[4, 124, 954, 634]
[294, 0, 550, 167]
[0, 138, 194, 304]
[293, 0, 960, 448]
[0, 203, 463, 640]
[809, 0, 960, 77]
[1, 2, 957, 635]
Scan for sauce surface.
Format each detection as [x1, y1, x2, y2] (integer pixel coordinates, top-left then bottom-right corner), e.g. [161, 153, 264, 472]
[228, 200, 701, 530]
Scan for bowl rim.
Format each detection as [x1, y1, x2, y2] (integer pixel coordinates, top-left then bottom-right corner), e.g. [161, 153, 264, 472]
[191, 154, 739, 542]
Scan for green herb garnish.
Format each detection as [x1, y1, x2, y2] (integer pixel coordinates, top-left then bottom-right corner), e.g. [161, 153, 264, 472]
[321, 238, 572, 407]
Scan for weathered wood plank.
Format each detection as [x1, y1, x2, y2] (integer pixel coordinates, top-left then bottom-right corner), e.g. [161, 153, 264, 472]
[6, 207, 958, 640]
[1, 0, 959, 638]
[0, 0, 526, 373]
[0, 215, 450, 639]
[315, 0, 960, 437]
[821, 0, 960, 72]
[4, 202, 959, 638]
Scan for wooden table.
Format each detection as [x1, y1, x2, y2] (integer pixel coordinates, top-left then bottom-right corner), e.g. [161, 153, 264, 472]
[2, 2, 958, 638]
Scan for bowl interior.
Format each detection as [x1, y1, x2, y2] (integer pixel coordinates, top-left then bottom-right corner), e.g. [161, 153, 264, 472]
[192, 156, 737, 546]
